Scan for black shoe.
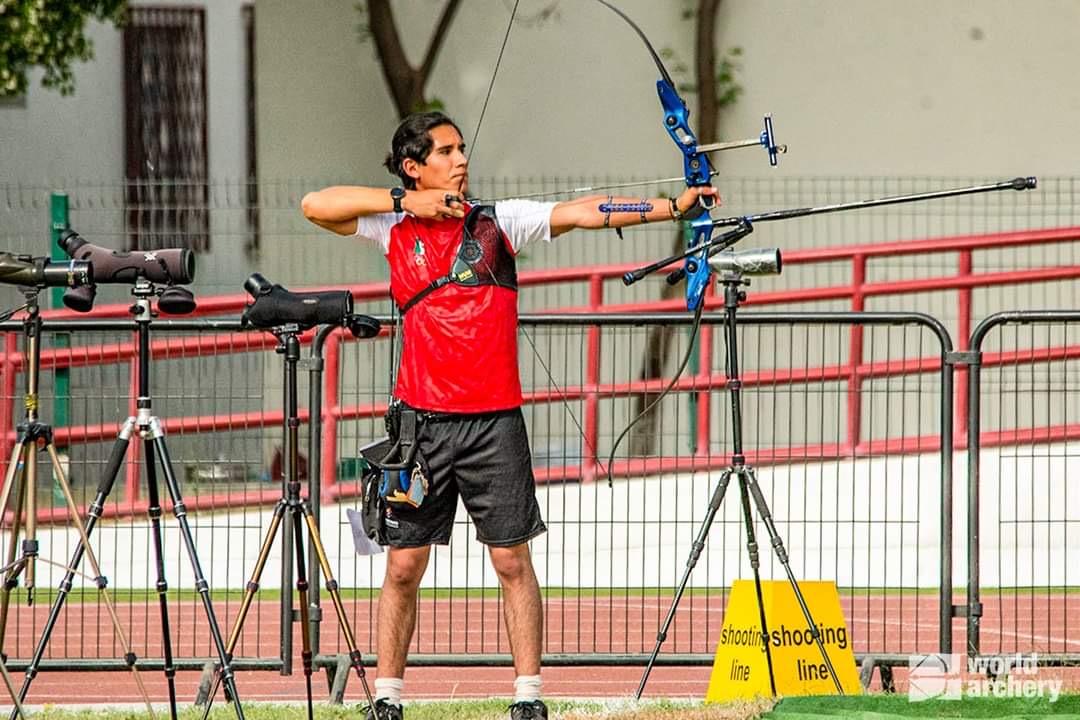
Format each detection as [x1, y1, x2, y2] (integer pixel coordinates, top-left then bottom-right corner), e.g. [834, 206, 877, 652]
[365, 698, 403, 720]
[509, 700, 548, 720]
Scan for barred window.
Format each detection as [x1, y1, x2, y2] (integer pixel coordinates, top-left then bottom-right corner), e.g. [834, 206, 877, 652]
[123, 6, 209, 252]
[243, 3, 260, 256]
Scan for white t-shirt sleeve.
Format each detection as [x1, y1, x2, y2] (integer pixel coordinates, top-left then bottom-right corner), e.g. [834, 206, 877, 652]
[494, 200, 557, 254]
[353, 212, 402, 253]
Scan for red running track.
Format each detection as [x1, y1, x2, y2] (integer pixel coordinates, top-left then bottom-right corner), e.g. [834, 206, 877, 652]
[2, 593, 1079, 705]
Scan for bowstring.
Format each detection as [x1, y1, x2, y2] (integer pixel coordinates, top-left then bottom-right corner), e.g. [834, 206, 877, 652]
[466, 0, 607, 477]
[462, 0, 520, 196]
[390, 1, 524, 410]
[606, 299, 706, 486]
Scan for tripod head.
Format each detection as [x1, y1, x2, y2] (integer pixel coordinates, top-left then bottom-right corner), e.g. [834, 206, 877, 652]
[127, 276, 197, 317]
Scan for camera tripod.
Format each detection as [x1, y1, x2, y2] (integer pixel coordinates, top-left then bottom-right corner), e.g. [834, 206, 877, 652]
[0, 287, 155, 718]
[635, 271, 843, 698]
[7, 280, 245, 720]
[199, 323, 375, 720]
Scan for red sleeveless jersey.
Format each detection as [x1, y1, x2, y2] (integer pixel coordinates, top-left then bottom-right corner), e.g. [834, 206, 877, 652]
[386, 207, 521, 413]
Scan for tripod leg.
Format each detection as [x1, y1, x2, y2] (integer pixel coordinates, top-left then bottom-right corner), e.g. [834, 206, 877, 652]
[0, 438, 29, 717]
[743, 468, 844, 693]
[0, 440, 26, 542]
[199, 502, 287, 720]
[8, 424, 132, 720]
[0, 439, 29, 647]
[143, 435, 179, 720]
[0, 657, 26, 720]
[44, 442, 157, 719]
[149, 429, 246, 720]
[291, 511, 315, 720]
[736, 470, 777, 696]
[301, 504, 376, 710]
[21, 439, 36, 604]
[636, 469, 735, 700]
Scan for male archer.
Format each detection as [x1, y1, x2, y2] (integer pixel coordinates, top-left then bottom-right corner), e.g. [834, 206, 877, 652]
[302, 110, 717, 720]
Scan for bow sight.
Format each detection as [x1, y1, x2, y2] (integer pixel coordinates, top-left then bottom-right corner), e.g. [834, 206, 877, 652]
[696, 115, 786, 166]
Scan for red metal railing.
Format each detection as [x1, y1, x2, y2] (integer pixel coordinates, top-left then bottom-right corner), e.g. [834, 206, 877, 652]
[3, 226, 1079, 521]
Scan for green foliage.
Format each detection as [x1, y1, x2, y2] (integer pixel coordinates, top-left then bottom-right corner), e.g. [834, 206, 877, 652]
[0, 0, 126, 97]
[660, 45, 744, 112]
[713, 45, 743, 109]
[411, 97, 445, 113]
[660, 0, 744, 113]
[353, 1, 371, 45]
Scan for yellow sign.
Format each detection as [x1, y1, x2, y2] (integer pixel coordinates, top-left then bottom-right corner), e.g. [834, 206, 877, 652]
[706, 580, 862, 702]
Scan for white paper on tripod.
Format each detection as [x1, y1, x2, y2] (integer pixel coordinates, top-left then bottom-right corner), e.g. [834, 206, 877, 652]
[345, 509, 384, 556]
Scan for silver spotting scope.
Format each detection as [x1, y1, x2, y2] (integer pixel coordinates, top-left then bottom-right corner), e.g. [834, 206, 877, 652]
[708, 247, 782, 277]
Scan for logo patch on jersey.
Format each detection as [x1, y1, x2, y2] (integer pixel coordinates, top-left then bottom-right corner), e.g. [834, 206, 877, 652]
[413, 237, 426, 266]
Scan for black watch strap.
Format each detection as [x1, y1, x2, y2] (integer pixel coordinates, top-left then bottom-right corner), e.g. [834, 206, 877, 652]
[391, 187, 405, 214]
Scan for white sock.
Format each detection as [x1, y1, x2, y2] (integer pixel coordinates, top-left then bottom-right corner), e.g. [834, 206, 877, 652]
[374, 677, 404, 706]
[514, 674, 542, 703]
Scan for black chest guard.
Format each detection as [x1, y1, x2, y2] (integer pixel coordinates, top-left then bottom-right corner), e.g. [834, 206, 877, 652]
[399, 204, 518, 313]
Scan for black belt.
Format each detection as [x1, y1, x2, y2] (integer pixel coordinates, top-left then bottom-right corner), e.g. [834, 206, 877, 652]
[403, 405, 519, 424]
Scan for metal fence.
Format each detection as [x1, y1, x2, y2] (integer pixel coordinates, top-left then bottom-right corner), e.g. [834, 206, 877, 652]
[2, 175, 1080, 690]
[0, 310, 955, 679]
[1, 305, 1077, 690]
[4, 175, 1080, 322]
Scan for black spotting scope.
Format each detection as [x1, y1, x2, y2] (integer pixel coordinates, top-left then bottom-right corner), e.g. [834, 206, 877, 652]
[242, 273, 380, 338]
[0, 252, 93, 289]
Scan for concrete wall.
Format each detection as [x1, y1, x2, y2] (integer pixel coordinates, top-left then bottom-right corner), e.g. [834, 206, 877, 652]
[4, 1, 1076, 195]
[4, 1, 1076, 285]
[254, 0, 1080, 183]
[0, 0, 252, 185]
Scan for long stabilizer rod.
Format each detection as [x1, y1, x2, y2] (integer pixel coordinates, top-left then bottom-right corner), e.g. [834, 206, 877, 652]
[710, 176, 1037, 228]
[623, 176, 1037, 288]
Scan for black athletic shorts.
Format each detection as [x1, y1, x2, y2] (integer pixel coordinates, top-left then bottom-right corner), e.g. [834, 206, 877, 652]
[381, 406, 547, 548]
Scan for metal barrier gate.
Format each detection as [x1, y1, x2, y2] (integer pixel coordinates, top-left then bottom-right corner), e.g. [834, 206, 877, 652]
[0, 310, 955, 682]
[966, 312, 1080, 665]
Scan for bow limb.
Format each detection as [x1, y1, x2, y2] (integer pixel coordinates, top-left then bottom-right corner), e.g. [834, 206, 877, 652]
[591, 0, 717, 311]
[590, 1, 719, 487]
[605, 300, 707, 487]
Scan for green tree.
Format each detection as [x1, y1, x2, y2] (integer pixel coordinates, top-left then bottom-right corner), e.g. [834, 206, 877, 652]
[358, 0, 463, 118]
[0, 0, 126, 98]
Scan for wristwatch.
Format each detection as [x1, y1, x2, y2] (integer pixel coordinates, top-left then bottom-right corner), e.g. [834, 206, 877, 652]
[390, 187, 406, 213]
